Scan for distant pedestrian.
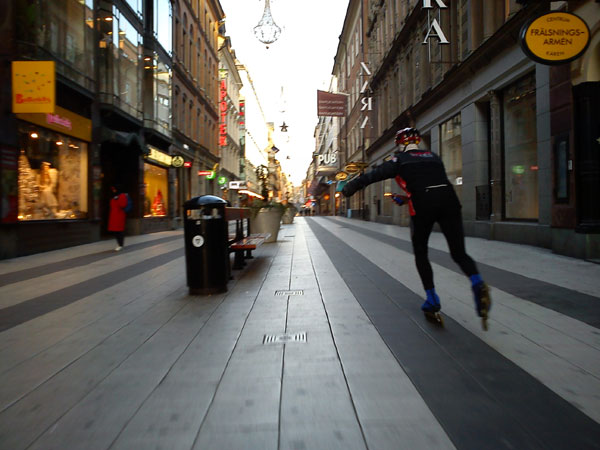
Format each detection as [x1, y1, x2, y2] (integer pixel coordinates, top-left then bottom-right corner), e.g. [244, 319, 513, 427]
[108, 185, 127, 251]
[342, 127, 491, 329]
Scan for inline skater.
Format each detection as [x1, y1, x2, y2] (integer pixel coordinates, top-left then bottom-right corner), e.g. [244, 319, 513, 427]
[342, 127, 491, 329]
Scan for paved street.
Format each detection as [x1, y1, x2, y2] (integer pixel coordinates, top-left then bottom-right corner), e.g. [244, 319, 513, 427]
[1, 216, 600, 449]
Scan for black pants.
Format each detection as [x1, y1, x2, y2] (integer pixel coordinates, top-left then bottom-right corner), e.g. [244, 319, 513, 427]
[410, 188, 478, 290]
[113, 231, 124, 247]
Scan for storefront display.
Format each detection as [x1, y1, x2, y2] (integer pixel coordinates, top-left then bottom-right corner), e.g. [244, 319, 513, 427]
[17, 124, 88, 221]
[143, 162, 168, 217]
[440, 114, 463, 201]
[503, 73, 538, 220]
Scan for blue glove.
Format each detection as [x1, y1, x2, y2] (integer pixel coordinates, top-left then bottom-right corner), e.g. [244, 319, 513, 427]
[391, 194, 408, 206]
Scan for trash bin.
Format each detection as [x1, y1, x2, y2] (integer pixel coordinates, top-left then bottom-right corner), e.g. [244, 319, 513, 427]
[183, 195, 229, 295]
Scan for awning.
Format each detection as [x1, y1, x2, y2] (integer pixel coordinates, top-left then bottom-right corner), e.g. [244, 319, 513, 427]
[100, 128, 147, 154]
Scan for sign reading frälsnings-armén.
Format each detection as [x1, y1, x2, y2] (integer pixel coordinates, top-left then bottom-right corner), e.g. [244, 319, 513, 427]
[520, 11, 590, 65]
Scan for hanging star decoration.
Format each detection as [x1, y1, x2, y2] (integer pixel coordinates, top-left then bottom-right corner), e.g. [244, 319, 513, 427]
[280, 122, 288, 132]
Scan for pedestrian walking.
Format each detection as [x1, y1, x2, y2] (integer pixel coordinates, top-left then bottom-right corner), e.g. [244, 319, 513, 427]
[342, 127, 491, 329]
[108, 185, 127, 251]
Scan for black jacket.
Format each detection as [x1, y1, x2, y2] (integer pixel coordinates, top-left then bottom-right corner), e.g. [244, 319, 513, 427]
[344, 149, 451, 192]
[342, 149, 458, 215]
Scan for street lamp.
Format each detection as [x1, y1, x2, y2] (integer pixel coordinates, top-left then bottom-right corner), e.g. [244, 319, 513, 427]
[254, 0, 281, 48]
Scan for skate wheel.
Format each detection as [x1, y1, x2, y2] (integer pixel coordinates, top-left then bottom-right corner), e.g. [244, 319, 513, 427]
[436, 312, 444, 327]
[424, 311, 444, 326]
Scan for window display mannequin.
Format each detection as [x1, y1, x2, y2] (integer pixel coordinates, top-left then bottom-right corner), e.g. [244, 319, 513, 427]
[38, 161, 58, 217]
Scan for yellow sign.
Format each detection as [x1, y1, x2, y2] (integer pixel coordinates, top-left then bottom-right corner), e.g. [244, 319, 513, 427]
[147, 146, 172, 166]
[16, 105, 92, 142]
[12, 61, 55, 113]
[521, 12, 590, 65]
[335, 171, 348, 181]
[345, 163, 359, 174]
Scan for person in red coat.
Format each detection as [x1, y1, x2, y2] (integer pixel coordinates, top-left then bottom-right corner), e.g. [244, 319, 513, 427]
[108, 185, 127, 251]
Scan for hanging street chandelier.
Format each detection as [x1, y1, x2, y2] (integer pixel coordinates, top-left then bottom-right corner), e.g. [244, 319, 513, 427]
[253, 0, 281, 48]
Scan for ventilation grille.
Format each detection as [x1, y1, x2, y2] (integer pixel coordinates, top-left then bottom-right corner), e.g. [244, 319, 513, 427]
[263, 332, 307, 344]
[275, 290, 304, 296]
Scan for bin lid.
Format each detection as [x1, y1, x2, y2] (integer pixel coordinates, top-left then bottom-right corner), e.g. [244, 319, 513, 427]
[184, 195, 228, 209]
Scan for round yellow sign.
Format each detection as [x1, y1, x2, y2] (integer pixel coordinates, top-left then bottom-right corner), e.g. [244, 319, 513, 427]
[335, 171, 348, 181]
[521, 12, 590, 65]
[345, 163, 359, 174]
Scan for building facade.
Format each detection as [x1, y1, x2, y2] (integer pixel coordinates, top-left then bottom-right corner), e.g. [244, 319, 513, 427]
[332, 0, 370, 219]
[0, 0, 228, 259]
[339, 0, 599, 260]
[171, 0, 224, 222]
[217, 35, 243, 203]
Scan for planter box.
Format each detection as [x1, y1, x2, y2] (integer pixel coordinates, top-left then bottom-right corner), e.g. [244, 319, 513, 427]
[251, 208, 282, 243]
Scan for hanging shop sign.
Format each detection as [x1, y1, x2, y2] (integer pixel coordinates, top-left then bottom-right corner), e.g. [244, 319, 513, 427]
[422, 0, 449, 46]
[520, 12, 590, 65]
[198, 170, 213, 176]
[146, 146, 172, 166]
[171, 156, 184, 167]
[219, 79, 227, 146]
[335, 171, 348, 181]
[12, 61, 55, 114]
[217, 176, 227, 185]
[239, 99, 246, 132]
[359, 62, 372, 129]
[345, 163, 359, 174]
[317, 90, 347, 117]
[229, 181, 248, 189]
[345, 161, 368, 173]
[16, 105, 91, 142]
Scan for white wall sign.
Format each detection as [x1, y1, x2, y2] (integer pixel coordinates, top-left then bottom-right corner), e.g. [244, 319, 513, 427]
[422, 0, 450, 54]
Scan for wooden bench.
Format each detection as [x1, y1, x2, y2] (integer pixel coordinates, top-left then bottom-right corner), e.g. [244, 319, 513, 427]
[225, 207, 270, 271]
[229, 232, 270, 269]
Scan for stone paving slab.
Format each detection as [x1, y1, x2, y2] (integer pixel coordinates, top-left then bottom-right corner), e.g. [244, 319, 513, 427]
[0, 220, 599, 449]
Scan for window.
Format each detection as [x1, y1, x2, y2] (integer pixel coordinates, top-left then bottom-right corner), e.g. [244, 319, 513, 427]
[124, 0, 143, 18]
[143, 163, 168, 217]
[154, 60, 171, 135]
[440, 114, 463, 201]
[154, 0, 172, 54]
[17, 125, 88, 221]
[181, 94, 187, 132]
[116, 10, 142, 113]
[503, 73, 538, 219]
[382, 179, 393, 216]
[26, 0, 95, 84]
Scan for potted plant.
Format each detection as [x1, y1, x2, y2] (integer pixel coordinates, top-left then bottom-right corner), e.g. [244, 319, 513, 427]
[249, 165, 285, 242]
[249, 199, 284, 242]
[281, 200, 298, 224]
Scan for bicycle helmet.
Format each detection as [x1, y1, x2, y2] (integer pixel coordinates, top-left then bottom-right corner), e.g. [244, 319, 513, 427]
[395, 127, 421, 147]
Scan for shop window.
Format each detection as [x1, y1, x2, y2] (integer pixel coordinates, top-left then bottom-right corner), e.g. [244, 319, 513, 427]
[382, 178, 393, 217]
[440, 114, 463, 201]
[144, 163, 168, 217]
[503, 73, 538, 220]
[554, 133, 569, 203]
[17, 125, 88, 221]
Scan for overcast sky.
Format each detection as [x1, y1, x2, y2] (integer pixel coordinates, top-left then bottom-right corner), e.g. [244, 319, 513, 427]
[219, 0, 349, 185]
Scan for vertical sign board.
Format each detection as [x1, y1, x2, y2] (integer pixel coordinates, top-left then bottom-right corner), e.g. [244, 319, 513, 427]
[219, 79, 227, 147]
[12, 61, 55, 113]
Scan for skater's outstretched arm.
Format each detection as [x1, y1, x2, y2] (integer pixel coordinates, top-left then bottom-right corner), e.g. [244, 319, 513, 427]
[342, 160, 398, 197]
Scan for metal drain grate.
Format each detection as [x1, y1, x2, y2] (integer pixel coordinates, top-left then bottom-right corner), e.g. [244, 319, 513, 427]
[274, 290, 304, 296]
[263, 332, 307, 344]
